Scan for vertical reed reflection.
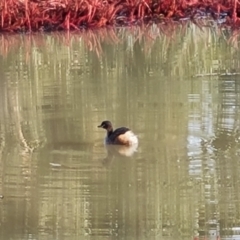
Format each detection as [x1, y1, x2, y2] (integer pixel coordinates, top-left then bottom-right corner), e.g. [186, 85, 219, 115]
[0, 23, 240, 240]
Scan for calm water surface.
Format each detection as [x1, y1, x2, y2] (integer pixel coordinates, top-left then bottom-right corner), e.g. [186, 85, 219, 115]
[0, 24, 240, 240]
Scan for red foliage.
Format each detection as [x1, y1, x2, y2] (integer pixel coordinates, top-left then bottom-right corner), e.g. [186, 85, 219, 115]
[0, 0, 239, 32]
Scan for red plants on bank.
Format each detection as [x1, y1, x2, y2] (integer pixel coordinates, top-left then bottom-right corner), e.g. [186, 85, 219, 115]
[0, 0, 239, 32]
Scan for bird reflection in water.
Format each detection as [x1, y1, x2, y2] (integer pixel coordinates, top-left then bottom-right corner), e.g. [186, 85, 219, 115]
[102, 143, 138, 166]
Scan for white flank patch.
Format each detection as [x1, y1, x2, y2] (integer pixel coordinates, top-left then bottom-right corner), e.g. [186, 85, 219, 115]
[125, 131, 138, 145]
[104, 130, 138, 146]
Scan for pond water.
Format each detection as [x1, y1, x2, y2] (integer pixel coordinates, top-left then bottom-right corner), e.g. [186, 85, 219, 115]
[0, 23, 240, 240]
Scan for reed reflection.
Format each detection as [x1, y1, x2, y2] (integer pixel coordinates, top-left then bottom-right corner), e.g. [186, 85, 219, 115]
[0, 24, 240, 240]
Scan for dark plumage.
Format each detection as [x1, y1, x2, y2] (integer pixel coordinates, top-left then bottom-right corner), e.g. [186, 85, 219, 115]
[98, 120, 138, 146]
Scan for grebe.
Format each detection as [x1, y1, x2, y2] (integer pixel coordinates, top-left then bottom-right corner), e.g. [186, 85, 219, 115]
[98, 120, 138, 146]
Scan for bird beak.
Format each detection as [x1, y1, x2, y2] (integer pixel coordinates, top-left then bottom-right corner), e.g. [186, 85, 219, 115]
[98, 125, 102, 128]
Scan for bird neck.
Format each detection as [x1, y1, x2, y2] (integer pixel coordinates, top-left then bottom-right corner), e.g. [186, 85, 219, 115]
[107, 127, 113, 136]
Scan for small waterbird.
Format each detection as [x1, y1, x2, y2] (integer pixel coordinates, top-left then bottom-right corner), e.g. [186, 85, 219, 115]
[98, 120, 138, 146]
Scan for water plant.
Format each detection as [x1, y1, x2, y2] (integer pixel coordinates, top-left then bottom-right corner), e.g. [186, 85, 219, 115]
[0, 0, 239, 32]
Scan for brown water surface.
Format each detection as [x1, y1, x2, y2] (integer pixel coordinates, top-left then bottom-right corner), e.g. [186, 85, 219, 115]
[0, 24, 240, 240]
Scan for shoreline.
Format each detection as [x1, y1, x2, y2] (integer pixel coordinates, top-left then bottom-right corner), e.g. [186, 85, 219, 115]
[0, 0, 238, 32]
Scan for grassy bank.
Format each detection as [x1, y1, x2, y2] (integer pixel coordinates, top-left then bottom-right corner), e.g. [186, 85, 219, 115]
[0, 0, 239, 32]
